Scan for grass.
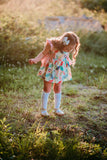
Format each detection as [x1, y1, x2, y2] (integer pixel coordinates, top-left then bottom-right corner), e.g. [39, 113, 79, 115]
[0, 0, 107, 159]
[0, 52, 107, 159]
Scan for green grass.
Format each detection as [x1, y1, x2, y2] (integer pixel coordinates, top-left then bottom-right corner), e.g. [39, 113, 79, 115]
[0, 52, 107, 159]
[0, 0, 107, 159]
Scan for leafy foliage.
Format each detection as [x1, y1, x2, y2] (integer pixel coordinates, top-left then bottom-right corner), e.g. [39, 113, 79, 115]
[0, 118, 106, 160]
[80, 0, 107, 12]
[0, 15, 107, 66]
[79, 32, 107, 56]
[0, 15, 48, 65]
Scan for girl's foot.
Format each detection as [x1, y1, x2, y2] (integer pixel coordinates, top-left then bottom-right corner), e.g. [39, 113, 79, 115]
[41, 110, 49, 117]
[54, 109, 64, 116]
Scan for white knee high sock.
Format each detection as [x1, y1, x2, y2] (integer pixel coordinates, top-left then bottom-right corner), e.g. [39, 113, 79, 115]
[54, 92, 61, 110]
[41, 91, 50, 111]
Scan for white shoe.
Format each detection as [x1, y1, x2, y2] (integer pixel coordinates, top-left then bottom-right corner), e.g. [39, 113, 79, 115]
[54, 109, 64, 116]
[41, 110, 49, 117]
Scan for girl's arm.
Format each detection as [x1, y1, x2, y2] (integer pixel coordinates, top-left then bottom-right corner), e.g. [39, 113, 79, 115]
[29, 41, 51, 65]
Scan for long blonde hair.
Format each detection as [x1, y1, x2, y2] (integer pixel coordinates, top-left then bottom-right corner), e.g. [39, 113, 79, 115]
[51, 31, 80, 66]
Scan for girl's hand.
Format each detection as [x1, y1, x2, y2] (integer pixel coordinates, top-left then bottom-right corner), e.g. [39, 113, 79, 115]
[29, 58, 37, 65]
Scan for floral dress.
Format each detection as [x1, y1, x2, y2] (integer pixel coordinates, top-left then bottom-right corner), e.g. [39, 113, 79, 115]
[37, 49, 72, 83]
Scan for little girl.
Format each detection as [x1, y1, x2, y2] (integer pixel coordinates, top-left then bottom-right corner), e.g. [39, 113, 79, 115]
[29, 31, 80, 117]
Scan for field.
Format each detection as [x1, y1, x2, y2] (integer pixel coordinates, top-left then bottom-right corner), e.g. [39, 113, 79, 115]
[0, 0, 107, 160]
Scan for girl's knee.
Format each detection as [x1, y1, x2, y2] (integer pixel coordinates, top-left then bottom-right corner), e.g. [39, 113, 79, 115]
[43, 80, 52, 93]
[53, 83, 62, 93]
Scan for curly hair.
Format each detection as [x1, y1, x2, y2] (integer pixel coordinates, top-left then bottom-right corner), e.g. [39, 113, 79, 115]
[51, 31, 80, 66]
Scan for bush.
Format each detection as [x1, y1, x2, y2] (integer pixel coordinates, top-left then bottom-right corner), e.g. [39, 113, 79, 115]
[80, 0, 107, 12]
[0, 15, 107, 66]
[0, 15, 47, 66]
[0, 15, 63, 66]
[79, 31, 107, 56]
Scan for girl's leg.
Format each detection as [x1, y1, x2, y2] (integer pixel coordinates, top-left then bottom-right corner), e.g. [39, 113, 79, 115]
[53, 82, 62, 93]
[44, 80, 52, 93]
[41, 80, 52, 116]
[53, 82, 64, 116]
